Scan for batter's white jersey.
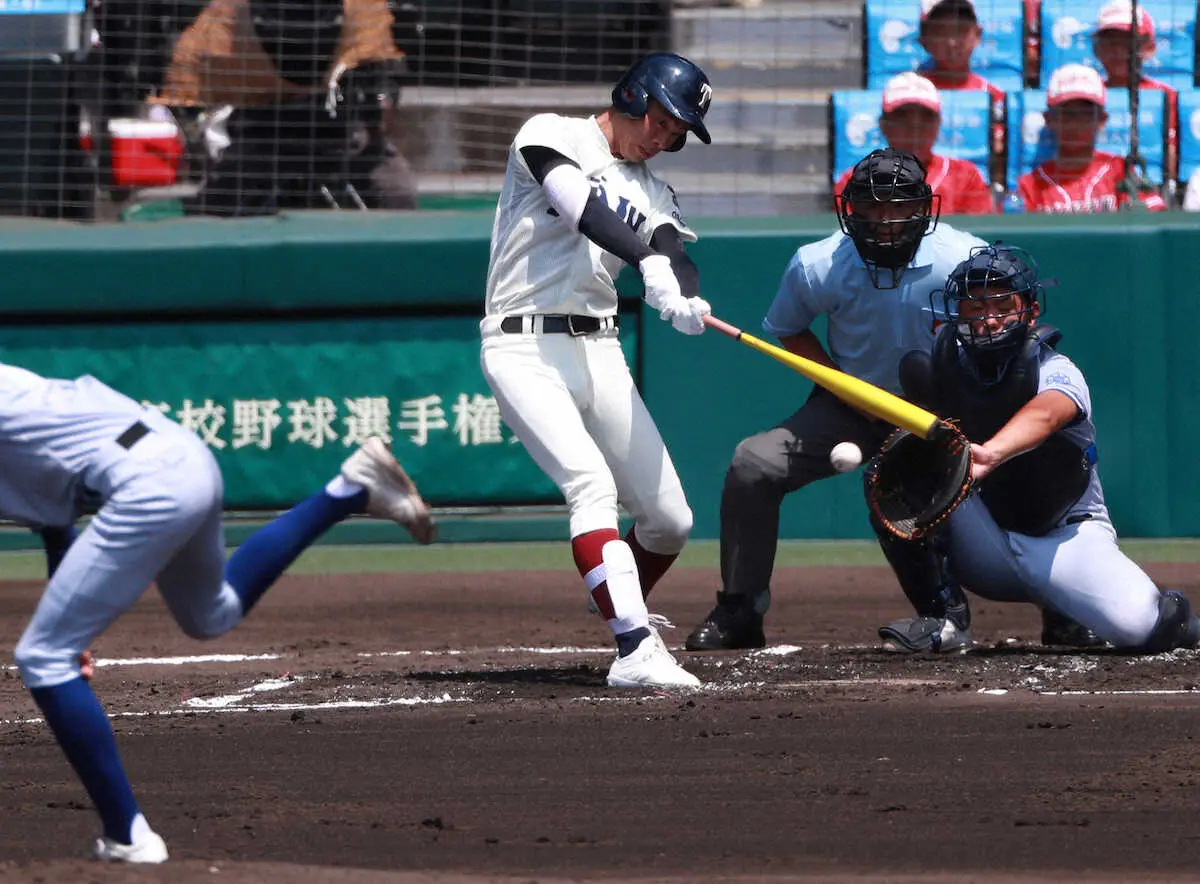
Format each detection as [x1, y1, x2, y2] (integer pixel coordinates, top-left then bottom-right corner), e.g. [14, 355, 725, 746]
[485, 113, 695, 318]
[0, 364, 170, 528]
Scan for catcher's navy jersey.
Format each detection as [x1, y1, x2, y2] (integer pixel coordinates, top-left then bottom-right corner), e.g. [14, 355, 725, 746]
[0, 364, 156, 527]
[762, 222, 986, 395]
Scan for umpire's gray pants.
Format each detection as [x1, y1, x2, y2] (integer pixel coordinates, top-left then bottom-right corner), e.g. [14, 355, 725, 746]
[721, 388, 894, 610]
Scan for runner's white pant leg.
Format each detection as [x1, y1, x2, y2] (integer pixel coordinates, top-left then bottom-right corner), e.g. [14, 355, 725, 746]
[582, 336, 691, 554]
[153, 433, 242, 640]
[482, 334, 621, 536]
[14, 427, 224, 689]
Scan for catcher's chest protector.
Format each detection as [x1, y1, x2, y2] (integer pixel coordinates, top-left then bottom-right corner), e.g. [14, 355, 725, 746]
[931, 323, 1057, 439]
[933, 324, 1091, 536]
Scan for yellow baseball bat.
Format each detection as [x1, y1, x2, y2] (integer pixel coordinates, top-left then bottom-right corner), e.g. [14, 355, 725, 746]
[703, 314, 944, 440]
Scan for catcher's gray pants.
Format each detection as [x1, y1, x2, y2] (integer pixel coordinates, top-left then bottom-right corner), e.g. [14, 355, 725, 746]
[721, 389, 893, 610]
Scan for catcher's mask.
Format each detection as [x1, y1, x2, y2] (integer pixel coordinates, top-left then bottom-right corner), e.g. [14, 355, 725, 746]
[937, 244, 1047, 384]
[836, 147, 939, 289]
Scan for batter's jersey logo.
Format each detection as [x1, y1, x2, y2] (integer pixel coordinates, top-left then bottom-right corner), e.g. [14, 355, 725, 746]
[589, 176, 648, 234]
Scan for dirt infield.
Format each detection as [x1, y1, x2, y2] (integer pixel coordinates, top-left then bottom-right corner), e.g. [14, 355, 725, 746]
[3, 562, 1200, 883]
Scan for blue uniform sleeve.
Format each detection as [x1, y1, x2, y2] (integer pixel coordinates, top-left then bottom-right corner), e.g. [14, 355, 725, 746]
[762, 251, 822, 338]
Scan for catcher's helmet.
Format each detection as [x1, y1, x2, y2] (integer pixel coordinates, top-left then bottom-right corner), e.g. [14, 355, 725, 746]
[612, 52, 712, 152]
[937, 244, 1045, 382]
[836, 148, 939, 289]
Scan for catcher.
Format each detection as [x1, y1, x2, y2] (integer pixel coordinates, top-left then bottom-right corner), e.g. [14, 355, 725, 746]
[869, 244, 1200, 654]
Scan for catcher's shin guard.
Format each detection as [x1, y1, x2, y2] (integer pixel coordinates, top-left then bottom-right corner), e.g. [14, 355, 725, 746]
[869, 510, 963, 621]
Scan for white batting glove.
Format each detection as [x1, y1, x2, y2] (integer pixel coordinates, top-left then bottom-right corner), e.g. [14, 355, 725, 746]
[670, 296, 711, 335]
[638, 254, 683, 313]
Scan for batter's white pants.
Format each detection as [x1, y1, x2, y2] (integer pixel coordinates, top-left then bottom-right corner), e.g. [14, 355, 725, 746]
[946, 495, 1161, 647]
[15, 419, 243, 689]
[481, 327, 692, 551]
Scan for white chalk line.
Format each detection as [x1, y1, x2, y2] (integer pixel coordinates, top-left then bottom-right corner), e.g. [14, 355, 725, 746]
[5, 645, 1199, 728]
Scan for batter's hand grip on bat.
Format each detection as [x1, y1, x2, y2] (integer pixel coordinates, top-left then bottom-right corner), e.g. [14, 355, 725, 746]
[701, 313, 945, 440]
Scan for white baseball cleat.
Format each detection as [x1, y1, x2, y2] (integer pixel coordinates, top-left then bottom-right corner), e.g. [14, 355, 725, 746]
[92, 814, 168, 864]
[606, 629, 702, 688]
[341, 437, 435, 545]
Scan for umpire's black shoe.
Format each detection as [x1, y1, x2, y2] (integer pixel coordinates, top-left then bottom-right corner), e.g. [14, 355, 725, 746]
[684, 592, 766, 651]
[1040, 608, 1107, 648]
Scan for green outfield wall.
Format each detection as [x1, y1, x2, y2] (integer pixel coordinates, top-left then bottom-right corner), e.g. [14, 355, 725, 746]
[0, 209, 1196, 540]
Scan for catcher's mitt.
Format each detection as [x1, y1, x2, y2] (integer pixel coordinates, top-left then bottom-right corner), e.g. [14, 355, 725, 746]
[864, 424, 973, 541]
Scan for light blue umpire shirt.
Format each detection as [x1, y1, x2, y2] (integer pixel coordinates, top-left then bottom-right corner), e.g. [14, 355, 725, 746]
[762, 222, 987, 397]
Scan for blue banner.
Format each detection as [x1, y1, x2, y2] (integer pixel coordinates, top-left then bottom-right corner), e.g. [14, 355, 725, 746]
[1039, 0, 1195, 90]
[1006, 88, 1166, 188]
[830, 88, 992, 185]
[865, 0, 1025, 91]
[0, 0, 85, 13]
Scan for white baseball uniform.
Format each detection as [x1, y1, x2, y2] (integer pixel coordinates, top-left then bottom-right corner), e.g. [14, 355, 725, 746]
[3, 365, 241, 688]
[944, 349, 1162, 647]
[480, 113, 694, 548]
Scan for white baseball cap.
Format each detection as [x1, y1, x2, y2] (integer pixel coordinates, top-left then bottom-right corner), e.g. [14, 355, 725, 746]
[920, 0, 977, 22]
[1095, 0, 1155, 37]
[1047, 63, 1107, 107]
[881, 72, 942, 114]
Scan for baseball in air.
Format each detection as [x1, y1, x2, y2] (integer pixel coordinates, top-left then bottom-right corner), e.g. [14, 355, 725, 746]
[830, 441, 863, 473]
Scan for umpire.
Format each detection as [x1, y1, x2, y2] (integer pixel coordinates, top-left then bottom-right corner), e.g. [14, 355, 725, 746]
[683, 148, 983, 650]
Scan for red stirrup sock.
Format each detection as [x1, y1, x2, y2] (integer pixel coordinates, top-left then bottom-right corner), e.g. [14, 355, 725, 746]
[572, 528, 622, 620]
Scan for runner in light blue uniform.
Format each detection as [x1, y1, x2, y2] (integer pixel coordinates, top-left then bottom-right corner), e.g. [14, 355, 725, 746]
[1, 363, 433, 863]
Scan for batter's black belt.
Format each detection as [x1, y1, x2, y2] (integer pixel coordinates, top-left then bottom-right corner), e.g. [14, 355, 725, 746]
[499, 314, 619, 336]
[116, 420, 151, 450]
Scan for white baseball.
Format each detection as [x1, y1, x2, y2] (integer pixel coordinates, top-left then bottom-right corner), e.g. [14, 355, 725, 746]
[830, 441, 863, 473]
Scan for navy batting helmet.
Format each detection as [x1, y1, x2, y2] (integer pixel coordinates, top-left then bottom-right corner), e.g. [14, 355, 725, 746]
[937, 244, 1046, 381]
[612, 52, 712, 151]
[836, 148, 939, 288]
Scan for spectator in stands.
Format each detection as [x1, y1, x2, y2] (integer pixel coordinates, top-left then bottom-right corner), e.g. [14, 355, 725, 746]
[916, 0, 1005, 185]
[835, 73, 994, 214]
[1091, 0, 1179, 183]
[1016, 63, 1166, 213]
[917, 0, 1002, 102]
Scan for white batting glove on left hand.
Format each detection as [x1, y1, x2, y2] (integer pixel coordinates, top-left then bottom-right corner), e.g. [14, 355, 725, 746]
[669, 296, 711, 335]
[638, 254, 683, 313]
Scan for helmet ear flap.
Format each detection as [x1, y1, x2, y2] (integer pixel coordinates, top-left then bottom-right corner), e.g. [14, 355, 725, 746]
[612, 79, 650, 119]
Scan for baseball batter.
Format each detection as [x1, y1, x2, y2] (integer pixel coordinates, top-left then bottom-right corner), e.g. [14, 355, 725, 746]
[3, 362, 433, 862]
[877, 245, 1200, 653]
[480, 52, 713, 689]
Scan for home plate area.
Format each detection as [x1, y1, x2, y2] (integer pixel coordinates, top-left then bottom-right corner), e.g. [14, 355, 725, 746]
[3, 565, 1200, 883]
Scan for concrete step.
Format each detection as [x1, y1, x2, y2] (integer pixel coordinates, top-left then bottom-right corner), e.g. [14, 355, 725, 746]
[673, 0, 864, 90]
[394, 86, 837, 178]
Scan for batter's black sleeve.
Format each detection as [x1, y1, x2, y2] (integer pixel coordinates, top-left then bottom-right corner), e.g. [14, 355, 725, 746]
[650, 224, 700, 298]
[520, 145, 576, 185]
[519, 145, 654, 267]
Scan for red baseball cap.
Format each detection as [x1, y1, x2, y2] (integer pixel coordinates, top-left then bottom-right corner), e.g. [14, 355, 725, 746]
[881, 72, 942, 114]
[1047, 63, 1107, 108]
[1095, 0, 1155, 38]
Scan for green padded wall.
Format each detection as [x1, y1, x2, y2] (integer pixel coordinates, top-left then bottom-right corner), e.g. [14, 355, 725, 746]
[1, 209, 1196, 538]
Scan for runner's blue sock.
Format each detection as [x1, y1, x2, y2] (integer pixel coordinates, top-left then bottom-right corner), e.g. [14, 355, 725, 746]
[30, 678, 139, 844]
[226, 489, 367, 614]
